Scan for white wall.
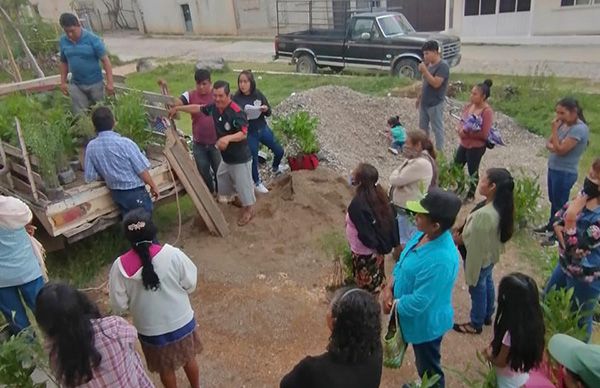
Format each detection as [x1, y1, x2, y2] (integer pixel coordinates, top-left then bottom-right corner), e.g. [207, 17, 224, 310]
[30, 0, 73, 22]
[531, 0, 600, 36]
[136, 0, 238, 35]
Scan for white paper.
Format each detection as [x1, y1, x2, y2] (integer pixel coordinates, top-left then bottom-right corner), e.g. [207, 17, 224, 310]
[244, 104, 262, 120]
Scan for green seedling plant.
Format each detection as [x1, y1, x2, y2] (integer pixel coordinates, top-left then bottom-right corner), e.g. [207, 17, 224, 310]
[513, 171, 542, 230]
[541, 287, 588, 344]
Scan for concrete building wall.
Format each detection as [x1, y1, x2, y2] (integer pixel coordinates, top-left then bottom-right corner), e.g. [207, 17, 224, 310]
[531, 0, 600, 36]
[136, 0, 238, 35]
[30, 0, 73, 22]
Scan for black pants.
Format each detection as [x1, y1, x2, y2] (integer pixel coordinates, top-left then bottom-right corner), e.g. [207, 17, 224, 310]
[454, 145, 486, 198]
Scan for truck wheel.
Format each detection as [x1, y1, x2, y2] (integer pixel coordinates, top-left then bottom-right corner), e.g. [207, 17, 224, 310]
[296, 55, 317, 74]
[393, 59, 420, 79]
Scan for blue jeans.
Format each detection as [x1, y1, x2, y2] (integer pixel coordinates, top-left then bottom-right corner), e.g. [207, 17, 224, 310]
[469, 264, 495, 330]
[110, 186, 153, 217]
[547, 168, 578, 228]
[413, 336, 445, 387]
[0, 276, 44, 334]
[544, 265, 600, 342]
[192, 142, 222, 194]
[247, 124, 284, 184]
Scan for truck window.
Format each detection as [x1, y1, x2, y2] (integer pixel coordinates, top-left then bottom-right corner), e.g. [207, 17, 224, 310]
[377, 14, 415, 37]
[350, 18, 379, 40]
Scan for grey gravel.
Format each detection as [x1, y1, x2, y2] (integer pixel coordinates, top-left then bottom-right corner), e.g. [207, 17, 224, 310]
[268, 85, 548, 197]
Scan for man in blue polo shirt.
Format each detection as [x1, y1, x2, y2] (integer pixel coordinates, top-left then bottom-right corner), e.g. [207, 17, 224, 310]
[58, 13, 114, 114]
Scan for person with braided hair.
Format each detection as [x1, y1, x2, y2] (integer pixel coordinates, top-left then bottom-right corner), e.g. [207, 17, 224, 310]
[453, 168, 515, 335]
[108, 209, 201, 388]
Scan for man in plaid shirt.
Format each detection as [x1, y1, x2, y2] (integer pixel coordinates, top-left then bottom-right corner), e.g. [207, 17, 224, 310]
[84, 107, 159, 216]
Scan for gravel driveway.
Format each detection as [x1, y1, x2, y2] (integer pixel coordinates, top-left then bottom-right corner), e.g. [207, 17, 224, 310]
[104, 32, 600, 79]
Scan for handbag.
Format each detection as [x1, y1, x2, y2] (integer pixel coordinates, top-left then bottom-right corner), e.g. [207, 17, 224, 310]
[383, 299, 408, 368]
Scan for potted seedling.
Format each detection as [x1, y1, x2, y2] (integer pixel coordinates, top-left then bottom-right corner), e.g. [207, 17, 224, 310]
[273, 111, 320, 171]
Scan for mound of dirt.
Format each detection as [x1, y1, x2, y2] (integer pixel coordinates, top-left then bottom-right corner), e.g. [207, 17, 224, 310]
[273, 85, 548, 193]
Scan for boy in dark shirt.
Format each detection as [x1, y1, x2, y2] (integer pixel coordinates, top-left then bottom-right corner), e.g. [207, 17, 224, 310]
[171, 81, 255, 226]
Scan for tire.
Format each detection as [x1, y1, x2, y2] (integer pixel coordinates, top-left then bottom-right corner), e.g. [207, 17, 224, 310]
[393, 58, 420, 80]
[296, 54, 317, 74]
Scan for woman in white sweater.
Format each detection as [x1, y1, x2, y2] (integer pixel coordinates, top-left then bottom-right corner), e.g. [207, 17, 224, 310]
[389, 129, 438, 258]
[109, 209, 200, 388]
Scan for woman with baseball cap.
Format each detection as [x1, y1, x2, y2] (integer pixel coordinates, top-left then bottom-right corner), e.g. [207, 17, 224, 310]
[382, 188, 462, 388]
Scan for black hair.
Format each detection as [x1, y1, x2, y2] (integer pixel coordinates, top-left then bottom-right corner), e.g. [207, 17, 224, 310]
[34, 283, 102, 387]
[91, 106, 114, 132]
[387, 115, 401, 127]
[59, 13, 79, 28]
[426, 214, 455, 232]
[123, 209, 160, 291]
[194, 68, 211, 83]
[235, 70, 257, 97]
[422, 40, 439, 53]
[477, 79, 493, 100]
[486, 168, 515, 243]
[213, 80, 230, 95]
[327, 287, 382, 363]
[492, 273, 545, 373]
[557, 97, 586, 124]
[354, 163, 394, 235]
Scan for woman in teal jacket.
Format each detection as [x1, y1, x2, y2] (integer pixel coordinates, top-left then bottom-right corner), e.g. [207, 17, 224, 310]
[382, 188, 461, 388]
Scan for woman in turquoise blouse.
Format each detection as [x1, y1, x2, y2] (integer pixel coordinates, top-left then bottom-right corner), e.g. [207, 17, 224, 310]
[382, 188, 462, 388]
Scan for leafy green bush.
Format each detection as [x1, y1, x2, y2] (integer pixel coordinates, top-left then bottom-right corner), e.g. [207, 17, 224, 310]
[320, 230, 353, 288]
[110, 92, 152, 149]
[0, 327, 53, 388]
[436, 153, 474, 195]
[541, 287, 588, 344]
[513, 172, 542, 229]
[272, 111, 320, 154]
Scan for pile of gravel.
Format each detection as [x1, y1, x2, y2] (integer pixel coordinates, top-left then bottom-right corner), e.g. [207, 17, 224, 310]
[269, 85, 548, 193]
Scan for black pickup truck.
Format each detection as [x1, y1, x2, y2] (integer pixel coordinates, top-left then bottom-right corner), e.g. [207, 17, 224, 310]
[274, 12, 461, 79]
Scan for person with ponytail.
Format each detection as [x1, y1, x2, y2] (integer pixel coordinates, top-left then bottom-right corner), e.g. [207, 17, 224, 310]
[35, 282, 153, 387]
[535, 97, 589, 241]
[454, 168, 515, 335]
[109, 209, 201, 388]
[346, 163, 399, 294]
[454, 79, 494, 201]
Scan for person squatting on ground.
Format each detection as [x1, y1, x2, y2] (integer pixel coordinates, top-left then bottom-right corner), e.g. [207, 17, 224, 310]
[453, 168, 515, 335]
[535, 97, 589, 241]
[382, 188, 462, 388]
[168, 69, 221, 194]
[84, 106, 159, 217]
[346, 163, 399, 294]
[0, 195, 45, 335]
[483, 273, 545, 388]
[545, 159, 600, 342]
[171, 80, 256, 226]
[385, 115, 406, 155]
[109, 209, 201, 388]
[389, 129, 438, 259]
[417, 40, 450, 151]
[58, 13, 114, 115]
[454, 79, 495, 201]
[280, 287, 383, 388]
[233, 70, 288, 194]
[35, 282, 154, 387]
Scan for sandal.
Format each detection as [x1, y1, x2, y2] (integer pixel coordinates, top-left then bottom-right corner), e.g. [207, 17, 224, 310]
[237, 210, 254, 227]
[453, 322, 482, 335]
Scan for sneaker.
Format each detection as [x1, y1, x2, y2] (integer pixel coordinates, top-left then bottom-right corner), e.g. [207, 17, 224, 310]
[273, 164, 290, 176]
[388, 147, 399, 155]
[255, 182, 269, 194]
[533, 224, 551, 235]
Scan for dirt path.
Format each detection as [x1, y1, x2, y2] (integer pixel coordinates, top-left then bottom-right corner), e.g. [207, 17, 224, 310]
[104, 32, 600, 79]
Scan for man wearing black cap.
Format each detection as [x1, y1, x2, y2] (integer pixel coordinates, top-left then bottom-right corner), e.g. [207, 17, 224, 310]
[382, 188, 462, 388]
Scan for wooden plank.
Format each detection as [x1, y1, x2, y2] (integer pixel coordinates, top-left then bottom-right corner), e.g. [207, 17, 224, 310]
[143, 104, 170, 117]
[9, 161, 45, 188]
[0, 75, 60, 96]
[163, 126, 229, 237]
[2, 141, 40, 167]
[15, 118, 38, 201]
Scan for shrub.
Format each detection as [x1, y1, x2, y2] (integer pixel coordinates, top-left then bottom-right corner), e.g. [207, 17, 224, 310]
[272, 111, 320, 154]
[320, 230, 353, 289]
[513, 171, 542, 229]
[541, 287, 588, 344]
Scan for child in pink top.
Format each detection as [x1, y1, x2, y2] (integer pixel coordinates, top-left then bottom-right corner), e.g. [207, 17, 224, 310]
[484, 273, 545, 388]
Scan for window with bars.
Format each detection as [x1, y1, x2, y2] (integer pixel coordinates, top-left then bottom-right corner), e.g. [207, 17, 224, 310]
[561, 0, 600, 5]
[465, 0, 500, 15]
[499, 0, 531, 12]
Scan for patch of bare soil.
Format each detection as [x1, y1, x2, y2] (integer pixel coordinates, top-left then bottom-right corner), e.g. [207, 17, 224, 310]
[89, 86, 550, 387]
